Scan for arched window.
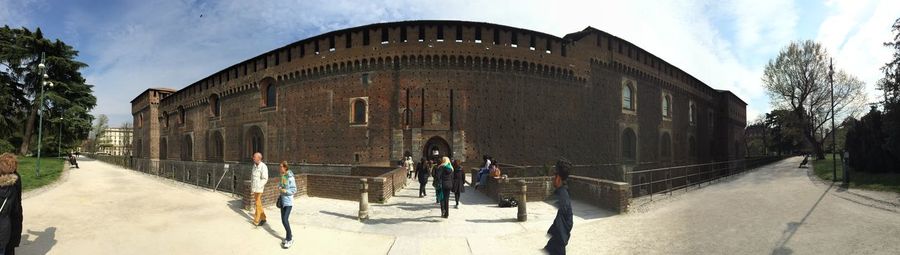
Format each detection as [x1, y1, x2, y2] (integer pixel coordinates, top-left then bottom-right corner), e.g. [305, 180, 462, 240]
[622, 128, 637, 163]
[350, 98, 367, 124]
[246, 126, 264, 160]
[688, 136, 697, 159]
[266, 84, 276, 107]
[163, 112, 169, 128]
[689, 101, 697, 125]
[662, 94, 672, 118]
[259, 77, 276, 108]
[160, 138, 168, 160]
[622, 81, 635, 111]
[209, 131, 224, 162]
[660, 132, 672, 161]
[210, 95, 221, 117]
[178, 106, 185, 125]
[182, 135, 192, 161]
[403, 108, 412, 126]
[138, 113, 144, 128]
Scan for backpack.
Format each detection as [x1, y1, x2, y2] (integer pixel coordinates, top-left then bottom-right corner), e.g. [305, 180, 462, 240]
[499, 197, 518, 207]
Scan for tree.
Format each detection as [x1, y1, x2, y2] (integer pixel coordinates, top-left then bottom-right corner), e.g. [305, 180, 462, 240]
[121, 122, 132, 156]
[762, 40, 866, 159]
[764, 109, 805, 155]
[90, 114, 109, 154]
[0, 26, 96, 155]
[880, 17, 900, 159]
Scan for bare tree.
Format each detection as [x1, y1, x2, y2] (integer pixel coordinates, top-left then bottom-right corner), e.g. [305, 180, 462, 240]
[763, 40, 866, 159]
[89, 114, 109, 153]
[121, 122, 132, 156]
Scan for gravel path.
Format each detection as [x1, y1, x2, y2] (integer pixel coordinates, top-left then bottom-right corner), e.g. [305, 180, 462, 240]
[494, 156, 900, 254]
[17, 156, 899, 254]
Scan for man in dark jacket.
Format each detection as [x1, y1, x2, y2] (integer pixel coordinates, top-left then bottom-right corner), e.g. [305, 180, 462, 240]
[544, 160, 573, 255]
[0, 153, 23, 255]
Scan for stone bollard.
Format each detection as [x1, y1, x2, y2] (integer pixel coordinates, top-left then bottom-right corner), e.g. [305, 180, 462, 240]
[359, 178, 369, 221]
[517, 180, 527, 222]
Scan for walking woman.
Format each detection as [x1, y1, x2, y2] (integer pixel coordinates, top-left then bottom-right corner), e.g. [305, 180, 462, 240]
[0, 153, 23, 255]
[451, 159, 465, 208]
[437, 157, 454, 218]
[415, 158, 429, 197]
[432, 160, 442, 204]
[278, 161, 297, 249]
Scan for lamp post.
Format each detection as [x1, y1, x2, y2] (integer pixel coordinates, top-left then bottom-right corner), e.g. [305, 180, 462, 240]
[36, 52, 54, 177]
[829, 58, 836, 182]
[58, 117, 64, 158]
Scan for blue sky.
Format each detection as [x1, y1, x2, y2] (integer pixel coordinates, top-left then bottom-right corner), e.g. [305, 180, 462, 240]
[2, 0, 898, 126]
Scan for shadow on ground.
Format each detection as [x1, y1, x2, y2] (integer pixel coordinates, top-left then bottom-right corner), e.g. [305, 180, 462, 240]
[16, 227, 58, 255]
[226, 199, 282, 239]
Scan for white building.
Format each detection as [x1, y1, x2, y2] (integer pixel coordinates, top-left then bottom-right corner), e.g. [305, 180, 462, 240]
[98, 127, 132, 156]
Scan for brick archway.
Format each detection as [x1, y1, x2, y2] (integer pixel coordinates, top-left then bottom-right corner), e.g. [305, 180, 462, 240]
[423, 136, 451, 160]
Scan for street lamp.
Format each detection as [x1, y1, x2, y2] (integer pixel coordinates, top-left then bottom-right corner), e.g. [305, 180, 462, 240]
[35, 52, 54, 177]
[58, 117, 64, 158]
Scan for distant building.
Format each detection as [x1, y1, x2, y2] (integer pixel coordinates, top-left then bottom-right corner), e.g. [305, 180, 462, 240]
[98, 127, 132, 156]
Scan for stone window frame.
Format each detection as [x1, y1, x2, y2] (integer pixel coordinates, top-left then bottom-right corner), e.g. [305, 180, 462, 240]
[689, 100, 697, 126]
[209, 94, 222, 118]
[621, 78, 637, 115]
[620, 125, 639, 164]
[349, 97, 369, 127]
[659, 130, 673, 163]
[661, 90, 673, 121]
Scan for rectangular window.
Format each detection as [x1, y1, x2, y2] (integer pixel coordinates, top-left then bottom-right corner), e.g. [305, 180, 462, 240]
[314, 40, 320, 54]
[400, 26, 407, 42]
[561, 44, 567, 57]
[545, 38, 551, 54]
[493, 29, 500, 45]
[455, 26, 463, 42]
[329, 35, 336, 51]
[418, 26, 425, 42]
[475, 27, 482, 43]
[274, 53, 279, 66]
[263, 56, 268, 69]
[286, 48, 292, 62]
[346, 33, 352, 48]
[300, 44, 305, 57]
[436, 25, 444, 42]
[363, 29, 370, 45]
[511, 31, 518, 47]
[381, 27, 389, 44]
[529, 34, 535, 50]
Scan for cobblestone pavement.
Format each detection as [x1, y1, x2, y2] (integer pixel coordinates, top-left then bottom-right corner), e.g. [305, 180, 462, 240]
[17, 157, 900, 254]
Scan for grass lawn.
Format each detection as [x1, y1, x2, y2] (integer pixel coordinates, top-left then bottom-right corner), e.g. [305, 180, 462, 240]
[813, 154, 900, 193]
[16, 156, 66, 191]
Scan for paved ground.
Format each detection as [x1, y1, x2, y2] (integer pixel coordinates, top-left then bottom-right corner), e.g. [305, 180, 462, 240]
[17, 156, 900, 254]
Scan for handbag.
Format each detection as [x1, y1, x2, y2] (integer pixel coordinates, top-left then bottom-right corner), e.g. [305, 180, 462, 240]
[276, 196, 283, 208]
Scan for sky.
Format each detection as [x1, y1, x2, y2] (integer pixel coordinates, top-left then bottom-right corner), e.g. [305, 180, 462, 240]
[1, 0, 898, 126]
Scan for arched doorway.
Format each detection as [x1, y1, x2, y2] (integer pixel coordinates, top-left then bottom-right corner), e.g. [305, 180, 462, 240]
[423, 136, 451, 160]
[246, 126, 264, 161]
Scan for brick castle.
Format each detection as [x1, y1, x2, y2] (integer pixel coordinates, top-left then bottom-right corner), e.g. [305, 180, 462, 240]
[130, 20, 746, 170]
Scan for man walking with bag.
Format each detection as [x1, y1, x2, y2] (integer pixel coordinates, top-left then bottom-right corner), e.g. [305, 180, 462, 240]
[251, 152, 268, 226]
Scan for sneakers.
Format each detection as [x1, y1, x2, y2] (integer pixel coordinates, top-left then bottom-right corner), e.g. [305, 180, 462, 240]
[257, 220, 267, 226]
[282, 239, 294, 248]
[454, 204, 459, 209]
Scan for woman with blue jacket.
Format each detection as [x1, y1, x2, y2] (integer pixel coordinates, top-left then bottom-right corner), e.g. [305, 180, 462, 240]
[278, 161, 297, 249]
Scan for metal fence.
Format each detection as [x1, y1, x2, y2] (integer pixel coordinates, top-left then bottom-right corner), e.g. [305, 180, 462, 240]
[89, 155, 355, 196]
[629, 156, 786, 199]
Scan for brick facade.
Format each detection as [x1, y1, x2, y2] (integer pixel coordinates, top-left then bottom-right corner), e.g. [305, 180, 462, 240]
[130, 20, 746, 170]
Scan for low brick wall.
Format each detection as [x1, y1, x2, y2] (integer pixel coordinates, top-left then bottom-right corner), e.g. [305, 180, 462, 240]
[568, 176, 630, 213]
[350, 166, 396, 177]
[477, 176, 555, 202]
[244, 167, 408, 208]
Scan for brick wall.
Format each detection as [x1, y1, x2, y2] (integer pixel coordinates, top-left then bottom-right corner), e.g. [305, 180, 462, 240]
[567, 175, 631, 213]
[477, 176, 554, 202]
[350, 166, 395, 177]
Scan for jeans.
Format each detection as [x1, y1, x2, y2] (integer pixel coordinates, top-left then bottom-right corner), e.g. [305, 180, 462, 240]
[454, 191, 460, 205]
[280, 206, 293, 241]
[440, 187, 452, 217]
[253, 192, 267, 224]
[419, 182, 427, 196]
[477, 168, 489, 185]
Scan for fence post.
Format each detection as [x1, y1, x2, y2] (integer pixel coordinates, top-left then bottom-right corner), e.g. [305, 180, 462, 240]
[358, 178, 369, 221]
[517, 180, 527, 222]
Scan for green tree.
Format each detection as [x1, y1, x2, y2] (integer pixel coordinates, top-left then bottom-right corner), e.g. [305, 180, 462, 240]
[880, 18, 900, 159]
[0, 26, 96, 155]
[762, 40, 866, 159]
[90, 114, 109, 154]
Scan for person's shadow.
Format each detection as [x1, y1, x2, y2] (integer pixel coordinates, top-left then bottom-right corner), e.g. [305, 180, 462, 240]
[18, 227, 57, 254]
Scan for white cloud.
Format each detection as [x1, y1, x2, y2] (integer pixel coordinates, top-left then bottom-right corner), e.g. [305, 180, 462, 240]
[7, 0, 897, 125]
[818, 0, 900, 108]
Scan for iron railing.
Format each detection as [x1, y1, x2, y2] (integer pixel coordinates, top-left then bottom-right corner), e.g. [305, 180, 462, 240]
[629, 156, 786, 199]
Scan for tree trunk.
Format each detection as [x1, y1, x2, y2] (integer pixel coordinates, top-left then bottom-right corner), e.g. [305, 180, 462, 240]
[18, 101, 39, 155]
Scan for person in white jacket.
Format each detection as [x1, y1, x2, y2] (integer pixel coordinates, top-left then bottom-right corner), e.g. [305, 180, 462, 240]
[251, 152, 269, 226]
